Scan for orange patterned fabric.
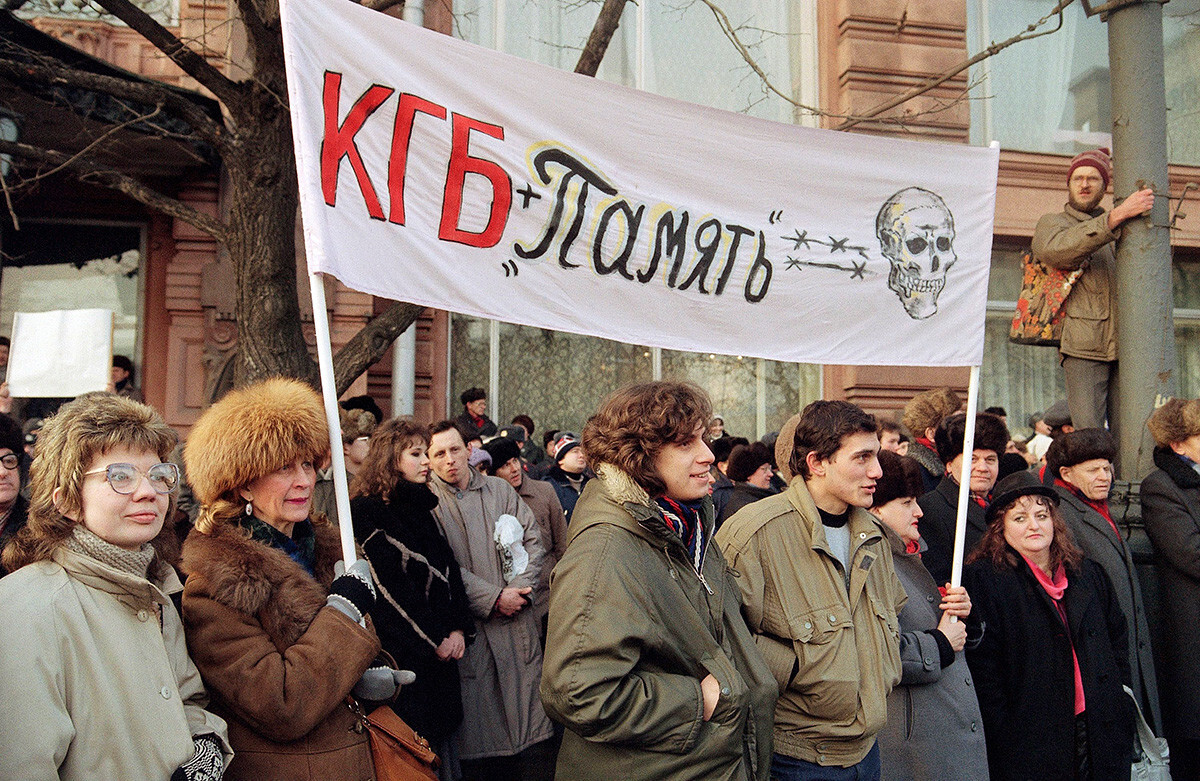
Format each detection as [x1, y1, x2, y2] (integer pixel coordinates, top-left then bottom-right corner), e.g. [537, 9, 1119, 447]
[1009, 252, 1085, 346]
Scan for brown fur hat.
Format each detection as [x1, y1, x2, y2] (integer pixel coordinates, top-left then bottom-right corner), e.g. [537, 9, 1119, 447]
[1148, 398, 1200, 448]
[902, 388, 962, 437]
[339, 407, 376, 445]
[184, 377, 329, 509]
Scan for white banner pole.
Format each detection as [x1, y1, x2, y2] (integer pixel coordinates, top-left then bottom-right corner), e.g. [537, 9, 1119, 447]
[309, 271, 357, 566]
[949, 364, 981, 591]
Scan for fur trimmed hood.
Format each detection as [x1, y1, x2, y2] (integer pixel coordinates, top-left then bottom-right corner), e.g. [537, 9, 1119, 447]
[180, 520, 341, 649]
[184, 378, 329, 507]
[594, 462, 653, 508]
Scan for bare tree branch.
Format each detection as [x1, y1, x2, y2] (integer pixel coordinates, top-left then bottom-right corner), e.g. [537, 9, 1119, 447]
[12, 105, 168, 185]
[836, 0, 1073, 131]
[0, 54, 224, 144]
[86, 0, 243, 104]
[332, 300, 424, 394]
[0, 138, 229, 240]
[695, 0, 1072, 129]
[575, 0, 630, 76]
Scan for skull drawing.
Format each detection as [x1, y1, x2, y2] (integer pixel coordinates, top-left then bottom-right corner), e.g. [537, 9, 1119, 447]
[875, 188, 957, 320]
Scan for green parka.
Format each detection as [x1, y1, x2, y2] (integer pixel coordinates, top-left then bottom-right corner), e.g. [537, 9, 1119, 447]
[540, 465, 777, 781]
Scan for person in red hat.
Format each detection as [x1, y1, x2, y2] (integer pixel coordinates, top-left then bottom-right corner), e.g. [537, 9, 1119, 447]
[1031, 148, 1154, 430]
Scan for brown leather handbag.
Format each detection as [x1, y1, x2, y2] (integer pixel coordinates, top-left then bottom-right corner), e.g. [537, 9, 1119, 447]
[349, 698, 440, 781]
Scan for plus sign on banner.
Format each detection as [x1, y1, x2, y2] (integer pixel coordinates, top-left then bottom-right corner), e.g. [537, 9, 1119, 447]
[281, 0, 999, 368]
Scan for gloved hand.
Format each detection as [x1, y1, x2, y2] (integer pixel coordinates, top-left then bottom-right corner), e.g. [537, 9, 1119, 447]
[170, 735, 225, 781]
[353, 655, 417, 701]
[327, 558, 376, 624]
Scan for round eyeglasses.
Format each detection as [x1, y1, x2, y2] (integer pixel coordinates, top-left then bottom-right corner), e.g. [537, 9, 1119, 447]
[83, 462, 180, 495]
[0, 453, 19, 471]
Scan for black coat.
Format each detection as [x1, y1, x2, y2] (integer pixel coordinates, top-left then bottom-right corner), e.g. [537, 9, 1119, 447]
[546, 466, 589, 524]
[1053, 484, 1161, 733]
[350, 480, 475, 742]
[963, 553, 1133, 781]
[455, 411, 497, 440]
[1140, 446, 1200, 740]
[716, 482, 774, 528]
[908, 441, 944, 494]
[0, 494, 29, 578]
[917, 476, 987, 587]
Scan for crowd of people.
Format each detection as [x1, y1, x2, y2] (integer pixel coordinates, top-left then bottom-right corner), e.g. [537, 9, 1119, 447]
[0, 370, 1194, 781]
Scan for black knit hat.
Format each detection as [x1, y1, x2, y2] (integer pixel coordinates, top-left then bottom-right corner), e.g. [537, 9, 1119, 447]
[481, 437, 521, 472]
[554, 432, 581, 462]
[986, 470, 1059, 524]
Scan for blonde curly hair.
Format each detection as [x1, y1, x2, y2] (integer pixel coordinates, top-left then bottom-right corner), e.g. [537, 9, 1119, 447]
[1148, 397, 1200, 448]
[3, 393, 178, 572]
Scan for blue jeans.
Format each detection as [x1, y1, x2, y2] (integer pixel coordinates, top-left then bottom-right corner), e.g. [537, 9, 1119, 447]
[770, 741, 881, 781]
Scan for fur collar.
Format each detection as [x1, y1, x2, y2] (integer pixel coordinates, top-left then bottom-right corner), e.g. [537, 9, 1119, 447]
[908, 440, 943, 476]
[595, 463, 653, 508]
[181, 520, 342, 649]
[1153, 445, 1200, 489]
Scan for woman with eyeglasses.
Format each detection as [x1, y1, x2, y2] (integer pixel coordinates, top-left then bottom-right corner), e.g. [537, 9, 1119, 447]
[0, 413, 29, 577]
[0, 392, 232, 780]
[179, 378, 391, 781]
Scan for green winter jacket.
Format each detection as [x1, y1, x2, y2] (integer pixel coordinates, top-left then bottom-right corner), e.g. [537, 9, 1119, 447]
[1032, 203, 1120, 362]
[540, 465, 777, 781]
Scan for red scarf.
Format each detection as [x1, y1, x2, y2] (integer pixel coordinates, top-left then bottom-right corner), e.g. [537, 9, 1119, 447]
[1054, 479, 1120, 539]
[1022, 554, 1085, 715]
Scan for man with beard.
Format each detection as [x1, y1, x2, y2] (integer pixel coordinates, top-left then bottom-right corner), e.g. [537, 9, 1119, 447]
[1032, 147, 1154, 430]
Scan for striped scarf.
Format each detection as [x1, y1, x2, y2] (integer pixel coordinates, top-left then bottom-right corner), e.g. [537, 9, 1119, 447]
[655, 497, 704, 562]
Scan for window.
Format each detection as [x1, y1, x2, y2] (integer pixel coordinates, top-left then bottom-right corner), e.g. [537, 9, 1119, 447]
[455, 0, 812, 123]
[0, 219, 144, 389]
[14, 0, 179, 27]
[969, 0, 1200, 165]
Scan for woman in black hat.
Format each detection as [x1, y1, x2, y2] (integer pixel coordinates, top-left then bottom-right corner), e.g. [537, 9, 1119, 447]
[963, 470, 1133, 781]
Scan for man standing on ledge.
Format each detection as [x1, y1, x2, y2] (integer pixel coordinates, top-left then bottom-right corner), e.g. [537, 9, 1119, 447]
[716, 400, 906, 780]
[1032, 147, 1154, 430]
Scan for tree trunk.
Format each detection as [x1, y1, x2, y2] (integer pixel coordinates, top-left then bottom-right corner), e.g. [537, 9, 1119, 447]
[224, 81, 319, 389]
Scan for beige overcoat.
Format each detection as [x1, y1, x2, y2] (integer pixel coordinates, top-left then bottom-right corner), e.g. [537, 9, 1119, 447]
[0, 547, 232, 780]
[430, 468, 555, 760]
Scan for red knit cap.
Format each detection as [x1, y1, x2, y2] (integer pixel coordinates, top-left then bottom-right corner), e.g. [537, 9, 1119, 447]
[1067, 147, 1112, 189]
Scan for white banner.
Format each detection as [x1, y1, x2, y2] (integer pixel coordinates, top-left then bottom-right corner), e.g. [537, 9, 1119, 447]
[280, 0, 999, 367]
[8, 309, 112, 397]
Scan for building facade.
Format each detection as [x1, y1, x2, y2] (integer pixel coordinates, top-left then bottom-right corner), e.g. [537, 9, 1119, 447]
[3, 0, 1198, 439]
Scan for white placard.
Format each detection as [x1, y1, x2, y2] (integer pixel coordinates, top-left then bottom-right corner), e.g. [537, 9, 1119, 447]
[280, 0, 999, 367]
[7, 309, 112, 397]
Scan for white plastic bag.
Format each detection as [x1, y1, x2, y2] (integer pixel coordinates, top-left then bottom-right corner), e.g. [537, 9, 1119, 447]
[493, 513, 528, 583]
[1126, 685, 1170, 781]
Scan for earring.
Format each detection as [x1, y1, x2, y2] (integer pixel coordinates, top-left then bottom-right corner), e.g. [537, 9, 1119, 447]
[245, 501, 253, 517]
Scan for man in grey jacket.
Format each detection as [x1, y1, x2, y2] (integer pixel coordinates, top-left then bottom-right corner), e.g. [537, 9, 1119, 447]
[428, 420, 556, 780]
[1031, 147, 1154, 430]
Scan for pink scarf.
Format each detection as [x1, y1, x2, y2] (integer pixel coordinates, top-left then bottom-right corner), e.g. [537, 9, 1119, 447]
[1022, 554, 1085, 715]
